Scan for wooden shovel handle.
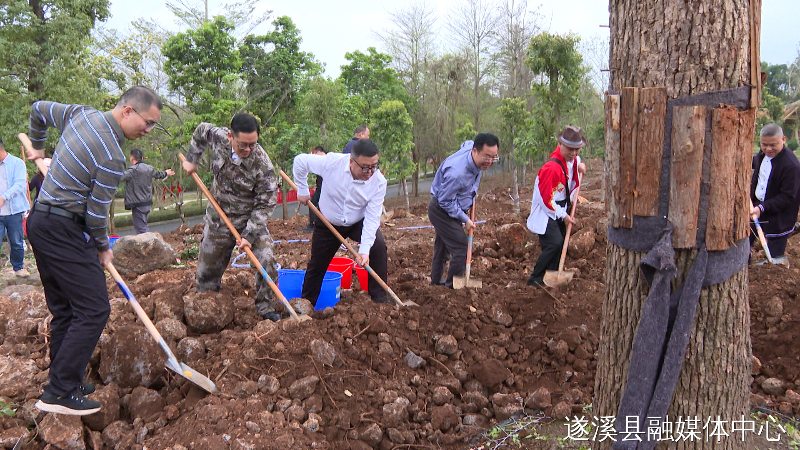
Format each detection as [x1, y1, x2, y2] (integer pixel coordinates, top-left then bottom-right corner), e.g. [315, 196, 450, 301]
[556, 174, 582, 274]
[750, 198, 773, 263]
[278, 169, 406, 307]
[18, 133, 49, 178]
[179, 154, 302, 321]
[464, 202, 476, 281]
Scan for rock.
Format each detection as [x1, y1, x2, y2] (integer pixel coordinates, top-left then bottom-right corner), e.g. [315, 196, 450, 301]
[471, 359, 511, 388]
[0, 427, 31, 448]
[99, 325, 164, 388]
[496, 223, 528, 257]
[303, 394, 323, 413]
[234, 381, 259, 398]
[155, 318, 187, 342]
[197, 404, 229, 423]
[492, 393, 524, 421]
[568, 228, 596, 259]
[303, 414, 321, 433]
[285, 404, 306, 422]
[763, 297, 783, 324]
[547, 339, 570, 360]
[253, 319, 278, 336]
[525, 387, 552, 410]
[382, 400, 409, 428]
[431, 404, 460, 431]
[128, 387, 165, 422]
[404, 351, 426, 369]
[101, 420, 132, 449]
[786, 389, 800, 405]
[360, 422, 383, 447]
[310, 339, 338, 367]
[82, 384, 121, 431]
[0, 355, 37, 397]
[113, 232, 177, 275]
[151, 288, 185, 323]
[183, 291, 234, 334]
[432, 386, 454, 406]
[435, 335, 458, 355]
[552, 401, 573, 420]
[762, 378, 786, 396]
[40, 413, 85, 450]
[462, 391, 489, 411]
[752, 355, 762, 376]
[490, 304, 513, 327]
[258, 374, 280, 395]
[289, 375, 320, 400]
[177, 337, 206, 361]
[289, 297, 314, 315]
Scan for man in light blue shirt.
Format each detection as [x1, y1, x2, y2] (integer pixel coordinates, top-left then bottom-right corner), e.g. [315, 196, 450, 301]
[429, 133, 499, 287]
[0, 137, 32, 277]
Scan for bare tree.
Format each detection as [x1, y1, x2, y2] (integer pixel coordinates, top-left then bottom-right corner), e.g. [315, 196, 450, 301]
[495, 0, 540, 99]
[579, 32, 610, 99]
[166, 0, 272, 39]
[447, 0, 499, 130]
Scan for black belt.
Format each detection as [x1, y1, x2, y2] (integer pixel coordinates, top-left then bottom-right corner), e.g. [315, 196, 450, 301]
[33, 202, 85, 225]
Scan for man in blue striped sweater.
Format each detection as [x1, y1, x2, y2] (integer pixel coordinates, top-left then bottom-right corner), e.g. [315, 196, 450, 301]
[25, 86, 162, 415]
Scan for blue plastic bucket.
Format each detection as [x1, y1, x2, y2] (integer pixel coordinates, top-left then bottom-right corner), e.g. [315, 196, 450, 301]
[316, 271, 343, 310]
[277, 269, 305, 300]
[109, 235, 120, 249]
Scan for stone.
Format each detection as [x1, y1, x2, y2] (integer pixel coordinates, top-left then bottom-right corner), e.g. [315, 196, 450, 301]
[435, 335, 458, 355]
[155, 318, 187, 342]
[99, 325, 164, 388]
[285, 404, 306, 422]
[525, 387, 552, 411]
[786, 389, 800, 405]
[491, 392, 523, 421]
[752, 355, 762, 376]
[0, 427, 31, 448]
[289, 375, 320, 400]
[496, 223, 528, 257]
[431, 404, 460, 431]
[40, 413, 85, 450]
[762, 378, 786, 396]
[568, 228, 596, 259]
[82, 384, 121, 431]
[0, 355, 37, 397]
[490, 303, 513, 327]
[113, 232, 177, 275]
[360, 422, 383, 447]
[471, 358, 511, 388]
[310, 339, 338, 367]
[382, 400, 409, 428]
[177, 337, 206, 361]
[303, 414, 321, 433]
[152, 288, 185, 322]
[552, 401, 573, 420]
[404, 351, 426, 369]
[431, 386, 454, 406]
[101, 420, 132, 449]
[183, 291, 234, 334]
[253, 319, 279, 336]
[763, 296, 783, 318]
[129, 387, 166, 422]
[462, 391, 489, 411]
[547, 339, 570, 360]
[258, 374, 280, 395]
[196, 404, 229, 423]
[234, 381, 259, 398]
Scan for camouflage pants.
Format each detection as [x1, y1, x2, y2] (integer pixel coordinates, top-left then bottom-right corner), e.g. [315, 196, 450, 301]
[196, 216, 278, 314]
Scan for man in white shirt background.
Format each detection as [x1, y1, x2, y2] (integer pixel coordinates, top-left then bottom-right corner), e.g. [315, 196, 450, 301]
[293, 139, 390, 304]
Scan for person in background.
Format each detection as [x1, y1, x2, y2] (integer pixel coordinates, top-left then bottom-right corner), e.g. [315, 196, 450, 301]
[0, 137, 31, 277]
[28, 157, 52, 202]
[343, 125, 369, 154]
[293, 139, 390, 305]
[428, 133, 499, 288]
[121, 148, 175, 234]
[302, 145, 328, 233]
[526, 126, 587, 289]
[750, 123, 800, 266]
[27, 86, 163, 415]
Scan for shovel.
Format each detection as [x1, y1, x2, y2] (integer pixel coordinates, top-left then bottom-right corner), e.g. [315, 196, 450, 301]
[179, 154, 311, 322]
[453, 203, 482, 289]
[750, 199, 773, 264]
[278, 170, 418, 307]
[107, 263, 218, 393]
[543, 174, 582, 288]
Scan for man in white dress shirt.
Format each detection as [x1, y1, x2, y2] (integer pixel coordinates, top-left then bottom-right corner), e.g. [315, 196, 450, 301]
[293, 139, 390, 304]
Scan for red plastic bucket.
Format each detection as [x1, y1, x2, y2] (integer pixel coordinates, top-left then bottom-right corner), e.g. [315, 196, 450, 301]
[327, 257, 354, 289]
[355, 265, 369, 291]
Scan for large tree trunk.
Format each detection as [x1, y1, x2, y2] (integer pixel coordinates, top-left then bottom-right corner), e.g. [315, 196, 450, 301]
[594, 0, 759, 449]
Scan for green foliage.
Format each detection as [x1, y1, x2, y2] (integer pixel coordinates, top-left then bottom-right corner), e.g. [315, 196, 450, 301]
[339, 47, 411, 120]
[455, 122, 477, 144]
[299, 77, 348, 150]
[757, 84, 786, 131]
[371, 100, 416, 181]
[498, 97, 531, 164]
[0, 400, 16, 418]
[762, 61, 799, 102]
[788, 139, 799, 151]
[162, 16, 243, 123]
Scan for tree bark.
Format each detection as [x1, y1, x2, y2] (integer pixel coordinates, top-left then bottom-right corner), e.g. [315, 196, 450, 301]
[595, 0, 757, 449]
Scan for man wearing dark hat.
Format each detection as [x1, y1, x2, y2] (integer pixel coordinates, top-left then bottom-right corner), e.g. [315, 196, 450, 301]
[526, 126, 587, 288]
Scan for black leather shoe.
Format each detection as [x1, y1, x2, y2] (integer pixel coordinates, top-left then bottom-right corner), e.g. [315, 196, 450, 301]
[261, 312, 282, 322]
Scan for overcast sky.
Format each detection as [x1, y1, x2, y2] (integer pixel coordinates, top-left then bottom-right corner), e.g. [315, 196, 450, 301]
[103, 0, 799, 79]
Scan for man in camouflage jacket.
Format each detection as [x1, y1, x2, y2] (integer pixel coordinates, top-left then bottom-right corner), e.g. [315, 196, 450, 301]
[182, 113, 281, 321]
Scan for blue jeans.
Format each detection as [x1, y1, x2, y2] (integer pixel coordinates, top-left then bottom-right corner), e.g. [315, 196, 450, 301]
[0, 213, 25, 271]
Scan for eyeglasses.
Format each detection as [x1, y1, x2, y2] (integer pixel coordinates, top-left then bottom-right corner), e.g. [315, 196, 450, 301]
[130, 107, 158, 131]
[235, 142, 259, 151]
[351, 158, 379, 173]
[481, 155, 500, 163]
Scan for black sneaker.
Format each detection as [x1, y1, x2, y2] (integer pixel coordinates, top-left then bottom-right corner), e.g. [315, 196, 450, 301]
[36, 389, 101, 415]
[261, 311, 282, 322]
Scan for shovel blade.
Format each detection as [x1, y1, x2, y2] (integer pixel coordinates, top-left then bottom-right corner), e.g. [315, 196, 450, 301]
[165, 358, 218, 393]
[543, 270, 574, 287]
[453, 276, 483, 289]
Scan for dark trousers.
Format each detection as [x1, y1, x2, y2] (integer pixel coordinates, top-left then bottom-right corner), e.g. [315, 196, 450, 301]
[428, 198, 468, 286]
[750, 223, 788, 258]
[308, 186, 322, 226]
[132, 205, 151, 234]
[528, 218, 567, 285]
[27, 209, 110, 397]
[302, 219, 387, 303]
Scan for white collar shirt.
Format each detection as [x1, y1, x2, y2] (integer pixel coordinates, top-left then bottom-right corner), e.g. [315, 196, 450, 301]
[293, 153, 387, 255]
[755, 155, 773, 202]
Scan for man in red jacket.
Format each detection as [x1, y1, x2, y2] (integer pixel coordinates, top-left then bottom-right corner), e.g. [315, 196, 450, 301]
[526, 126, 587, 288]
